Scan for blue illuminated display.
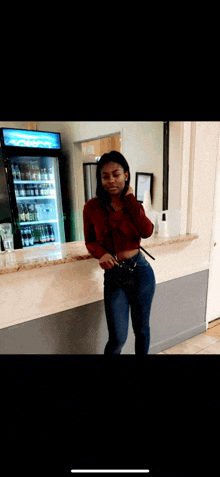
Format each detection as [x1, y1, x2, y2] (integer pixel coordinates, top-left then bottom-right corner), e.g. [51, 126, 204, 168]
[2, 129, 61, 149]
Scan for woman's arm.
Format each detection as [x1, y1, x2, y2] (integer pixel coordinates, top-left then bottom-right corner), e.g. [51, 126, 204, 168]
[123, 187, 154, 238]
[83, 205, 108, 259]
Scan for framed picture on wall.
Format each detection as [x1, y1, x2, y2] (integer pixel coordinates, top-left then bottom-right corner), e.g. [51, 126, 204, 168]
[135, 172, 154, 203]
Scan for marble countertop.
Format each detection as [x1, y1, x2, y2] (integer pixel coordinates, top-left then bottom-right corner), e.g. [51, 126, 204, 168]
[0, 234, 198, 275]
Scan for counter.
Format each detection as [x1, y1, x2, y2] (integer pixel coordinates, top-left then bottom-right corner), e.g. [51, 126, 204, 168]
[0, 233, 198, 275]
[0, 233, 206, 354]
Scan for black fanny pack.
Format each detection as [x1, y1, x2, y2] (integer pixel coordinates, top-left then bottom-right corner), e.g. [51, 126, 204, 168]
[114, 251, 140, 286]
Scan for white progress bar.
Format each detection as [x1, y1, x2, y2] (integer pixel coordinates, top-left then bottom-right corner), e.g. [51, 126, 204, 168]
[71, 471, 150, 473]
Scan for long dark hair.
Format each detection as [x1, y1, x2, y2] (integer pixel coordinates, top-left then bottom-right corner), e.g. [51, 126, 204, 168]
[96, 150, 131, 207]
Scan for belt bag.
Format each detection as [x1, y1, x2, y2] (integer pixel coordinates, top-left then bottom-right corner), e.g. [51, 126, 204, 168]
[101, 201, 155, 286]
[116, 254, 139, 286]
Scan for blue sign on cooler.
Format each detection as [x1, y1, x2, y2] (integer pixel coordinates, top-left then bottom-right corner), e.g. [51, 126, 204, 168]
[2, 129, 61, 149]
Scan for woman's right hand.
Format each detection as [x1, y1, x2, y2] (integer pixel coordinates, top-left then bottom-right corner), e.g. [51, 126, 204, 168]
[99, 253, 119, 269]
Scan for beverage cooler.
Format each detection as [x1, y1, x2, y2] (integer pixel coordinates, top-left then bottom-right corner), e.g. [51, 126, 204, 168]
[0, 128, 65, 250]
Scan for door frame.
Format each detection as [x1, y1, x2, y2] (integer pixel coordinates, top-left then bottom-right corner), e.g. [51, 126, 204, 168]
[72, 130, 123, 241]
[205, 124, 220, 324]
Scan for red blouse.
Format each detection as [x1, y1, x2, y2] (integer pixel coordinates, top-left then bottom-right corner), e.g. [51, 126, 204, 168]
[83, 193, 154, 260]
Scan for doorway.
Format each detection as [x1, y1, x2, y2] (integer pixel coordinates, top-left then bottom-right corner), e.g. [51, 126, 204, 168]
[71, 132, 122, 241]
[81, 133, 121, 161]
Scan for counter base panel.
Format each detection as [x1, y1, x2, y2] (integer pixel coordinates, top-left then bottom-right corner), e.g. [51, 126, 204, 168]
[0, 269, 208, 354]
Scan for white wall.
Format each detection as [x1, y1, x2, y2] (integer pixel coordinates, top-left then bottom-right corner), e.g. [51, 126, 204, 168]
[0, 121, 24, 129]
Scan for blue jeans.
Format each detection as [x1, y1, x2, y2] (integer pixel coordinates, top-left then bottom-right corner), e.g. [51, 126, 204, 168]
[104, 251, 156, 355]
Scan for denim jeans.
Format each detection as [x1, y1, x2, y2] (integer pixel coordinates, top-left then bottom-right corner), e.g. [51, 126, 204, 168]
[104, 251, 156, 355]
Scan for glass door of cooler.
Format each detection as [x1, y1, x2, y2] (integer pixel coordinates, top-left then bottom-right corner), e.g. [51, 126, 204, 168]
[10, 155, 65, 248]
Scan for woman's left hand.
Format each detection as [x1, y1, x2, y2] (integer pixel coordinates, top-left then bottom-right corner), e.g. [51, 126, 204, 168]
[125, 185, 133, 196]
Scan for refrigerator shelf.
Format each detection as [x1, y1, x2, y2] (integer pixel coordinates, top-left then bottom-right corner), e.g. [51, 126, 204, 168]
[14, 180, 55, 184]
[16, 195, 56, 200]
[24, 242, 60, 249]
[19, 219, 58, 226]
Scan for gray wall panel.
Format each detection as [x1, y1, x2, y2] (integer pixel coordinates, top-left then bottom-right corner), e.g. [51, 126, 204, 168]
[0, 270, 209, 354]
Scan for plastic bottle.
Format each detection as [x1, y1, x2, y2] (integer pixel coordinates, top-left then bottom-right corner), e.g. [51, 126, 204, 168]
[15, 164, 21, 180]
[159, 212, 169, 237]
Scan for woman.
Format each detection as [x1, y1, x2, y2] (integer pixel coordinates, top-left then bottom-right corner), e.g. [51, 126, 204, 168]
[83, 151, 156, 354]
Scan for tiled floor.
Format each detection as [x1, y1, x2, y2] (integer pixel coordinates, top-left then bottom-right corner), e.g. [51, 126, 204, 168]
[157, 317, 220, 354]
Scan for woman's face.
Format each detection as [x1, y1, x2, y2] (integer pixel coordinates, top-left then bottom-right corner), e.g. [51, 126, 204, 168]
[101, 162, 129, 199]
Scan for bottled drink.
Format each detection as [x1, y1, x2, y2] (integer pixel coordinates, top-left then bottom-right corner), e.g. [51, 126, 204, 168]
[32, 226, 36, 245]
[48, 167, 53, 181]
[32, 226, 37, 245]
[24, 204, 28, 221]
[34, 184, 39, 196]
[43, 226, 48, 243]
[19, 204, 25, 222]
[25, 184, 30, 196]
[34, 163, 41, 181]
[33, 226, 39, 244]
[11, 164, 16, 180]
[23, 228, 29, 247]
[23, 203, 29, 222]
[22, 228, 26, 247]
[15, 164, 21, 180]
[49, 225, 55, 242]
[30, 184, 34, 196]
[39, 226, 43, 243]
[20, 204, 26, 222]
[20, 228, 25, 247]
[34, 202, 39, 221]
[18, 203, 22, 222]
[26, 227, 31, 246]
[18, 203, 22, 221]
[38, 226, 42, 243]
[29, 227, 34, 246]
[39, 184, 43, 196]
[41, 226, 46, 244]
[40, 168, 47, 181]
[30, 164, 36, 181]
[44, 226, 47, 243]
[20, 183, 25, 197]
[25, 164, 31, 181]
[38, 226, 43, 244]
[15, 184, 19, 197]
[29, 204, 35, 221]
[20, 163, 26, 181]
